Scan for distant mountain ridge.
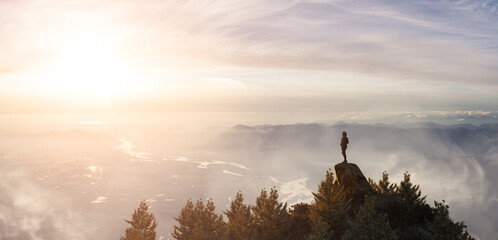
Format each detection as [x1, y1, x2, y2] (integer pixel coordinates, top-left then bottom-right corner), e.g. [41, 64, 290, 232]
[209, 121, 498, 239]
[214, 122, 498, 154]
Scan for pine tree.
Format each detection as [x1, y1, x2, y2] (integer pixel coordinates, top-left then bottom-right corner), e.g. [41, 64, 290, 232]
[370, 172, 434, 240]
[224, 191, 253, 240]
[344, 198, 398, 240]
[308, 169, 350, 240]
[172, 198, 225, 240]
[397, 172, 426, 210]
[121, 200, 158, 240]
[369, 171, 396, 195]
[251, 187, 291, 240]
[393, 172, 433, 240]
[306, 221, 332, 240]
[171, 199, 195, 240]
[288, 203, 312, 240]
[122, 228, 143, 240]
[422, 201, 476, 240]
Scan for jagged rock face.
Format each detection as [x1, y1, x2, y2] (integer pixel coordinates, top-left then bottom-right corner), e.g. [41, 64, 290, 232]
[334, 162, 375, 196]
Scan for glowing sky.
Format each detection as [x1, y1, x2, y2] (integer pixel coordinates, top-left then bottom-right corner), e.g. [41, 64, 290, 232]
[1, 0, 498, 112]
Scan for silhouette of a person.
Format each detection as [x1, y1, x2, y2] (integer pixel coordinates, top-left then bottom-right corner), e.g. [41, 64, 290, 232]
[340, 131, 349, 163]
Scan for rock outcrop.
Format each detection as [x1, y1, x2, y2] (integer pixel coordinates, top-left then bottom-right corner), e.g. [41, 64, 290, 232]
[334, 162, 375, 196]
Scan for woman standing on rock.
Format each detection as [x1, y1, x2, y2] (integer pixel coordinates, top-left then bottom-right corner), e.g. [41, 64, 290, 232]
[341, 131, 349, 163]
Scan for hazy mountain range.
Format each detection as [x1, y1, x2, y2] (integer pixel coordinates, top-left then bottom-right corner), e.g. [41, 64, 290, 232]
[1, 121, 497, 239]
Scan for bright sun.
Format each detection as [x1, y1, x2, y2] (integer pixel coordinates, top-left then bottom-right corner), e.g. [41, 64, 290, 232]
[44, 34, 140, 101]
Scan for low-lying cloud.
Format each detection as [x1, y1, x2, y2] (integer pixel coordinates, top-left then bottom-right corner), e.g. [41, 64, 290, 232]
[0, 167, 92, 240]
[1, 120, 497, 239]
[212, 122, 498, 239]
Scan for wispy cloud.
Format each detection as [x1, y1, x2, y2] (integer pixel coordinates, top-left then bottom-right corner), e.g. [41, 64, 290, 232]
[1, 0, 497, 110]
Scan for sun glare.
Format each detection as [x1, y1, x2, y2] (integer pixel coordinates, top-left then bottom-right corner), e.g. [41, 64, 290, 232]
[43, 34, 140, 101]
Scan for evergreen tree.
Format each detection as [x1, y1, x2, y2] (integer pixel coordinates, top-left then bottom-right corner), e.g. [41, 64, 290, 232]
[422, 201, 476, 240]
[397, 172, 426, 210]
[369, 171, 396, 195]
[251, 187, 291, 240]
[122, 228, 144, 240]
[224, 191, 253, 240]
[344, 198, 398, 240]
[308, 169, 350, 240]
[306, 221, 332, 240]
[393, 172, 433, 240]
[172, 198, 225, 240]
[288, 203, 312, 240]
[165, 169, 476, 240]
[121, 200, 158, 240]
[370, 171, 434, 240]
[172, 199, 195, 240]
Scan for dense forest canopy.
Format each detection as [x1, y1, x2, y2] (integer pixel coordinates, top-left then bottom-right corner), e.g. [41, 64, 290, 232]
[122, 167, 475, 240]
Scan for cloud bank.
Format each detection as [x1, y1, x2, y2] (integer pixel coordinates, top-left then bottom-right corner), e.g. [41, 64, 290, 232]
[213, 122, 498, 239]
[0, 167, 91, 240]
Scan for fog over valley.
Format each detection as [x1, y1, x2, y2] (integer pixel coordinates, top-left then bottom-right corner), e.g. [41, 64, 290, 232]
[2, 1, 498, 239]
[0, 112, 497, 239]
